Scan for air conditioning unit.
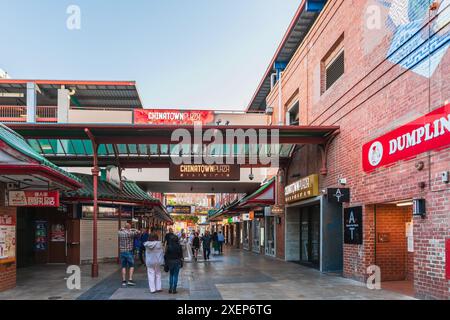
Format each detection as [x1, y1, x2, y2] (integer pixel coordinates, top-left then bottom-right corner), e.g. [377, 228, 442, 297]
[265, 106, 274, 115]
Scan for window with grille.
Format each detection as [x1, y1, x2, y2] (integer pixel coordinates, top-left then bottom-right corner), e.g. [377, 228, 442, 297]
[325, 50, 344, 91]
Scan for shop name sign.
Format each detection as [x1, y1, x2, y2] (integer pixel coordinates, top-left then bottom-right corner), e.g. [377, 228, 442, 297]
[169, 164, 240, 181]
[134, 109, 214, 125]
[363, 104, 450, 172]
[285, 174, 319, 204]
[7, 191, 60, 207]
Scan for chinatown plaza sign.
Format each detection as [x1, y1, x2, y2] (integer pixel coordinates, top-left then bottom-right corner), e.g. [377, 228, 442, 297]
[169, 164, 240, 181]
[363, 104, 450, 172]
[285, 174, 319, 204]
[134, 109, 214, 125]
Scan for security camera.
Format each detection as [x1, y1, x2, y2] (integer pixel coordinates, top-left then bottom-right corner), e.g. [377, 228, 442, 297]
[249, 173, 254, 181]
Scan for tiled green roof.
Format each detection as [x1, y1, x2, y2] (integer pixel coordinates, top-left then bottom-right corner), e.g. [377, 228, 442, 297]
[0, 123, 81, 184]
[64, 173, 159, 204]
[238, 177, 276, 204]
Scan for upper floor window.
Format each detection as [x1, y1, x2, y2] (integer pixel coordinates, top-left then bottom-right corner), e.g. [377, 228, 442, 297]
[321, 34, 345, 94]
[286, 101, 299, 126]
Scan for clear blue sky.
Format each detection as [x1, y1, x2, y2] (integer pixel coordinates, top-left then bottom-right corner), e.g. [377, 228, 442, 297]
[0, 0, 300, 110]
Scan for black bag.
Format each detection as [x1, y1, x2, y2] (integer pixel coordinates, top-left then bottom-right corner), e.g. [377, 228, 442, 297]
[164, 264, 169, 273]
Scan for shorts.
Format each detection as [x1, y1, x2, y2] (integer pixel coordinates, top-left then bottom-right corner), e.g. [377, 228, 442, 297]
[120, 251, 134, 268]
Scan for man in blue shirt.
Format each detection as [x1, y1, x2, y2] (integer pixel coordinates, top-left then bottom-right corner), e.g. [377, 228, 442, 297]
[217, 231, 225, 255]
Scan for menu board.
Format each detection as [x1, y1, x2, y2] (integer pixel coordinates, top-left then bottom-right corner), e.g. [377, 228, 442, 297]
[35, 221, 48, 251]
[0, 214, 16, 264]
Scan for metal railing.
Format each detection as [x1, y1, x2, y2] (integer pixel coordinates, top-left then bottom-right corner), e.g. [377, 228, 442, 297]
[0, 106, 57, 123]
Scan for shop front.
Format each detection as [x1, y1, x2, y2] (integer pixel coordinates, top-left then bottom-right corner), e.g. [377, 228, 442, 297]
[242, 213, 252, 251]
[285, 174, 343, 272]
[264, 207, 277, 257]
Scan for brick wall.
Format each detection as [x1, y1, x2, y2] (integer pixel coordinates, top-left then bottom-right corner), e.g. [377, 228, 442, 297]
[0, 183, 17, 292]
[265, 0, 449, 298]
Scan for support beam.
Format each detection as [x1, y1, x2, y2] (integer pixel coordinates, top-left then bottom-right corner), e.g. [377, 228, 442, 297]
[26, 82, 37, 123]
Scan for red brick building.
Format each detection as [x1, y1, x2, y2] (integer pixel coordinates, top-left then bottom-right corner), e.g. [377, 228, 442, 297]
[247, 0, 449, 299]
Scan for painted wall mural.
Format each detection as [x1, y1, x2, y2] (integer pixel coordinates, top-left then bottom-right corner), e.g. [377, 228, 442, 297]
[382, 0, 450, 78]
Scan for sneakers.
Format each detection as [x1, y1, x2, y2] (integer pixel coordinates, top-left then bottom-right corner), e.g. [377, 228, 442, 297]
[127, 280, 136, 286]
[122, 281, 127, 287]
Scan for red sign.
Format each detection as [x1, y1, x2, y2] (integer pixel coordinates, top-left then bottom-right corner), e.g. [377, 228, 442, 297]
[134, 109, 214, 125]
[363, 104, 450, 172]
[446, 239, 450, 280]
[7, 191, 60, 207]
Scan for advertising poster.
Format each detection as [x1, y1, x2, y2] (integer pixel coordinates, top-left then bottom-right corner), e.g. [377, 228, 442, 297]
[35, 221, 48, 251]
[0, 214, 16, 264]
[50, 224, 65, 242]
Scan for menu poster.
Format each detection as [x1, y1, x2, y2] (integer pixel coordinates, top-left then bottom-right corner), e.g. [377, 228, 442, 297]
[50, 224, 65, 242]
[0, 214, 16, 264]
[35, 221, 48, 251]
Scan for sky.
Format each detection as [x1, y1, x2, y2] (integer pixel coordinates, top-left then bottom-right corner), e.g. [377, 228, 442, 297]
[0, 0, 300, 111]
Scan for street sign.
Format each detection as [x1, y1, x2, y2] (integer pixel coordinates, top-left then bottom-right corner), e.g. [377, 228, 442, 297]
[327, 188, 350, 203]
[134, 109, 214, 125]
[169, 163, 240, 181]
[344, 206, 363, 245]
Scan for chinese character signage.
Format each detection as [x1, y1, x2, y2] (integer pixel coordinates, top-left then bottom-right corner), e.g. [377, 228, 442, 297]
[134, 109, 215, 125]
[167, 206, 192, 214]
[0, 214, 16, 264]
[7, 191, 60, 207]
[169, 164, 240, 181]
[363, 104, 450, 172]
[327, 188, 350, 203]
[285, 174, 319, 204]
[344, 206, 363, 245]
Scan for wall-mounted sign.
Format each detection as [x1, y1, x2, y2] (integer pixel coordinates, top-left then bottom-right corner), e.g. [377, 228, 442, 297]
[134, 109, 214, 125]
[242, 213, 251, 221]
[81, 205, 132, 219]
[50, 224, 65, 242]
[169, 164, 240, 181]
[7, 190, 60, 207]
[285, 174, 319, 204]
[344, 206, 363, 245]
[232, 216, 241, 223]
[34, 221, 47, 252]
[254, 211, 265, 219]
[270, 205, 285, 215]
[0, 214, 16, 264]
[446, 238, 450, 280]
[327, 188, 350, 203]
[167, 206, 192, 214]
[101, 166, 121, 189]
[363, 104, 450, 172]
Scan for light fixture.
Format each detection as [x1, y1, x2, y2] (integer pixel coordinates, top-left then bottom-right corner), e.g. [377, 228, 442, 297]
[248, 167, 254, 181]
[396, 201, 413, 207]
[41, 145, 52, 150]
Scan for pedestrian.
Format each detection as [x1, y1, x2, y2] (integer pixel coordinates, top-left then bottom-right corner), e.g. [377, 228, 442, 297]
[118, 223, 140, 287]
[217, 231, 225, 254]
[180, 232, 193, 261]
[139, 228, 149, 265]
[212, 231, 219, 255]
[164, 227, 177, 247]
[192, 232, 200, 261]
[164, 236, 183, 294]
[201, 231, 212, 261]
[144, 232, 164, 293]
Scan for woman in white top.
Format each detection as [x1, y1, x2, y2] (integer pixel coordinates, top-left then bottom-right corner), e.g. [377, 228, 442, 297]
[180, 232, 193, 262]
[144, 232, 164, 293]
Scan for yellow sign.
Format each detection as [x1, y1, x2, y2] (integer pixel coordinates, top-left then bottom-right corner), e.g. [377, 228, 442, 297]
[285, 174, 319, 204]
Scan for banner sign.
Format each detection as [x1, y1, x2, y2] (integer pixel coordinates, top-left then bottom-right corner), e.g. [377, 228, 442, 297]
[344, 206, 363, 245]
[34, 221, 47, 251]
[167, 206, 192, 214]
[327, 188, 350, 203]
[169, 164, 240, 181]
[446, 239, 450, 280]
[134, 109, 214, 125]
[363, 104, 450, 172]
[82, 205, 132, 219]
[7, 191, 59, 207]
[285, 174, 319, 204]
[0, 214, 16, 264]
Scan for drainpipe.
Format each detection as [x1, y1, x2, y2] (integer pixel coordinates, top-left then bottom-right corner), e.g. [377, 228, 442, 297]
[278, 71, 284, 126]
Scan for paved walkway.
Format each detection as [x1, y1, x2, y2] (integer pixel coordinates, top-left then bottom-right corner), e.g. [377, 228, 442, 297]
[0, 248, 416, 300]
[79, 248, 415, 300]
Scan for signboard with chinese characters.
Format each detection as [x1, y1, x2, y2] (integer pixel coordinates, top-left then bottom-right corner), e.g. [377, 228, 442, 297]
[0, 214, 16, 264]
[285, 174, 319, 204]
[363, 103, 450, 172]
[327, 188, 350, 203]
[169, 164, 240, 181]
[134, 109, 214, 125]
[167, 206, 192, 214]
[344, 206, 363, 245]
[7, 191, 59, 207]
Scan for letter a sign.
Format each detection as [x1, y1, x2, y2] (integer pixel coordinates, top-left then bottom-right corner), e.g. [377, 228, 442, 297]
[344, 206, 363, 245]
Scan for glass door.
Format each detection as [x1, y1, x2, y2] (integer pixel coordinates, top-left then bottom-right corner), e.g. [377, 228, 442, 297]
[265, 216, 276, 256]
[299, 204, 320, 268]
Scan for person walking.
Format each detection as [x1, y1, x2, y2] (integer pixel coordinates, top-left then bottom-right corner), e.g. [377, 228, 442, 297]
[118, 223, 140, 287]
[139, 228, 149, 265]
[201, 231, 212, 261]
[217, 231, 225, 254]
[143, 232, 164, 293]
[164, 227, 177, 247]
[212, 231, 219, 255]
[180, 232, 193, 262]
[192, 232, 200, 261]
[165, 236, 183, 294]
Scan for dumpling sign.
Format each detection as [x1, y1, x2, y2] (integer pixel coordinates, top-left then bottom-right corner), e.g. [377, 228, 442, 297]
[363, 104, 450, 172]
